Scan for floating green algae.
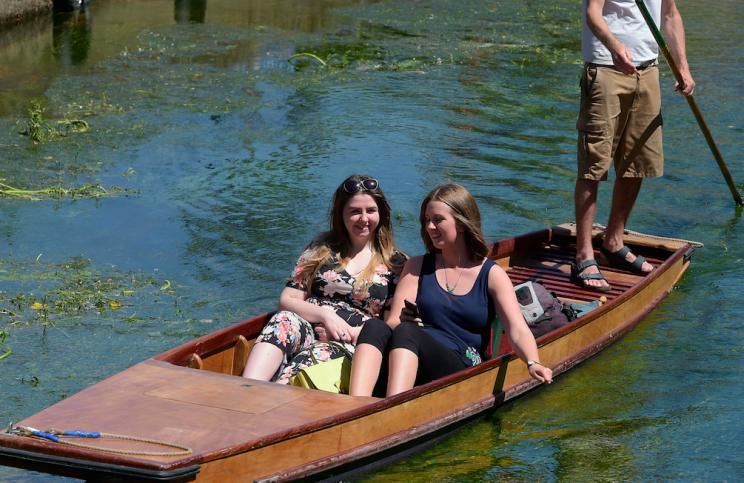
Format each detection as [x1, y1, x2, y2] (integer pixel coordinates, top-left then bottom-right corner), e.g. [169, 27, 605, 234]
[0, 255, 170, 327]
[19, 98, 90, 143]
[0, 181, 125, 200]
[0, 331, 10, 360]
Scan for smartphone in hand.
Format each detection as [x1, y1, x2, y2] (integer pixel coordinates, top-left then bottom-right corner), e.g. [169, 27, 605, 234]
[404, 299, 419, 317]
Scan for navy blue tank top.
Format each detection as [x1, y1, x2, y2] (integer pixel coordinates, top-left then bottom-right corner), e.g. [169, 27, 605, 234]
[416, 253, 496, 366]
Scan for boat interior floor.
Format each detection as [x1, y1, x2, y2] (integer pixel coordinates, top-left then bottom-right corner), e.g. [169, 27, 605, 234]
[506, 242, 659, 304]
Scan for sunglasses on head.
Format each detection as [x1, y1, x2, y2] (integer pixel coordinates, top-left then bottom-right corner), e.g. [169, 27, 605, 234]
[343, 178, 379, 193]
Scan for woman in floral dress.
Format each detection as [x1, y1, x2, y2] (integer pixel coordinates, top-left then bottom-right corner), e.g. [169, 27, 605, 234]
[242, 175, 406, 385]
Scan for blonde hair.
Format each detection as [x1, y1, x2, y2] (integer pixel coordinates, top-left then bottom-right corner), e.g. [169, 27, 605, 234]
[294, 175, 405, 295]
[419, 183, 491, 262]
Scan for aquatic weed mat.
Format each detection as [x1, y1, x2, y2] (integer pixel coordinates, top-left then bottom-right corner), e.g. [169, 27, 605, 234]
[268, 0, 585, 225]
[45, 23, 283, 120]
[0, 254, 218, 337]
[0, 108, 137, 201]
[0, 24, 285, 197]
[287, 0, 582, 79]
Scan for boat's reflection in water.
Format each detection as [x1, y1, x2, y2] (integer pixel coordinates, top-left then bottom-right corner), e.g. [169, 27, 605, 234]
[52, 4, 91, 66]
[51, 0, 210, 66]
[52, 0, 89, 12]
[175, 0, 207, 24]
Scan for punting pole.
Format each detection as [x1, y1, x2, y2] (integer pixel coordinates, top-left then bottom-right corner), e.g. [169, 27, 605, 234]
[635, 0, 743, 206]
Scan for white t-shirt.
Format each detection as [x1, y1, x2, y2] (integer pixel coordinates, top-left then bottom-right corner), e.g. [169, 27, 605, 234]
[582, 0, 662, 66]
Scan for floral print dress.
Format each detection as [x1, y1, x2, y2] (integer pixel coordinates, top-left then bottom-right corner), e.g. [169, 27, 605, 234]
[255, 247, 404, 385]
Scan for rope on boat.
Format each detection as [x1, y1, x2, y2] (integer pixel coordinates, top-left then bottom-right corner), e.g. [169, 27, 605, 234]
[568, 222, 705, 248]
[11, 425, 192, 456]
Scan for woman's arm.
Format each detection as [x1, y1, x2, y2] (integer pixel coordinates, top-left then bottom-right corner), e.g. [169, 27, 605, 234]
[277, 286, 354, 343]
[488, 265, 552, 384]
[342, 255, 415, 345]
[385, 255, 425, 330]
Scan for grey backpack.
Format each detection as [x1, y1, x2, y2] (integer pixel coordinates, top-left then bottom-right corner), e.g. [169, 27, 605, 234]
[514, 280, 577, 339]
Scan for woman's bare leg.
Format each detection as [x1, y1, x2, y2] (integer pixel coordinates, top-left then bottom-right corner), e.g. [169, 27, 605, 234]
[349, 343, 383, 397]
[242, 342, 283, 380]
[386, 348, 418, 397]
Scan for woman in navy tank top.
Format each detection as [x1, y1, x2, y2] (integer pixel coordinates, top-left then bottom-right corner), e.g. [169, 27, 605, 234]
[350, 184, 552, 397]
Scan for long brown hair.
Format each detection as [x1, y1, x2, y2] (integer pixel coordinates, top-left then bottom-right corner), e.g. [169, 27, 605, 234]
[295, 175, 405, 295]
[419, 183, 491, 262]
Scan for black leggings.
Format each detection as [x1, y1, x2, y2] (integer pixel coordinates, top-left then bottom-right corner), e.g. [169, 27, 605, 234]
[358, 319, 467, 393]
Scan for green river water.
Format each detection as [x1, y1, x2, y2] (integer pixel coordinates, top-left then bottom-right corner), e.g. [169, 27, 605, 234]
[1, 0, 743, 481]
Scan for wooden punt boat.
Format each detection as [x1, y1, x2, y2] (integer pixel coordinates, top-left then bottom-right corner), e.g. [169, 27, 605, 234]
[0, 223, 695, 483]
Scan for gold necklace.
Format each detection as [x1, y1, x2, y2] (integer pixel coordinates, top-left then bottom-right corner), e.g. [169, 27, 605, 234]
[443, 257, 466, 294]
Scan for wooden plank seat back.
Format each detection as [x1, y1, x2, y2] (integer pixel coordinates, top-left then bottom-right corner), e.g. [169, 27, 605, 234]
[232, 335, 251, 376]
[183, 336, 254, 376]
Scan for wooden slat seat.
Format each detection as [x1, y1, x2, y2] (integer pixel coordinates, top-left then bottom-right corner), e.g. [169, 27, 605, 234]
[530, 243, 665, 267]
[506, 241, 664, 303]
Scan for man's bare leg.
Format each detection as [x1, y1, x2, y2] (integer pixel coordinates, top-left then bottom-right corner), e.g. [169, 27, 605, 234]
[603, 177, 653, 272]
[574, 178, 610, 289]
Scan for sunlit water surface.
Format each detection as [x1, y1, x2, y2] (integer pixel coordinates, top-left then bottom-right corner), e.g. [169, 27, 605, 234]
[1, 0, 743, 481]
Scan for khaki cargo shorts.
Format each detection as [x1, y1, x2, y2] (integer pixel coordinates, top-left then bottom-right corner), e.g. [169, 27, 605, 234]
[576, 63, 664, 180]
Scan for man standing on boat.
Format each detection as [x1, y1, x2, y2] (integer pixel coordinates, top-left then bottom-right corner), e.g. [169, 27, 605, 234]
[572, 0, 695, 291]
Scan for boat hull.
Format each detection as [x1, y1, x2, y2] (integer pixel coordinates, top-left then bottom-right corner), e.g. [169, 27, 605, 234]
[0, 225, 694, 482]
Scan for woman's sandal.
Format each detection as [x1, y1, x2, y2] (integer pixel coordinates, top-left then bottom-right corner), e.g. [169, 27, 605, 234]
[571, 259, 612, 292]
[599, 246, 652, 275]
